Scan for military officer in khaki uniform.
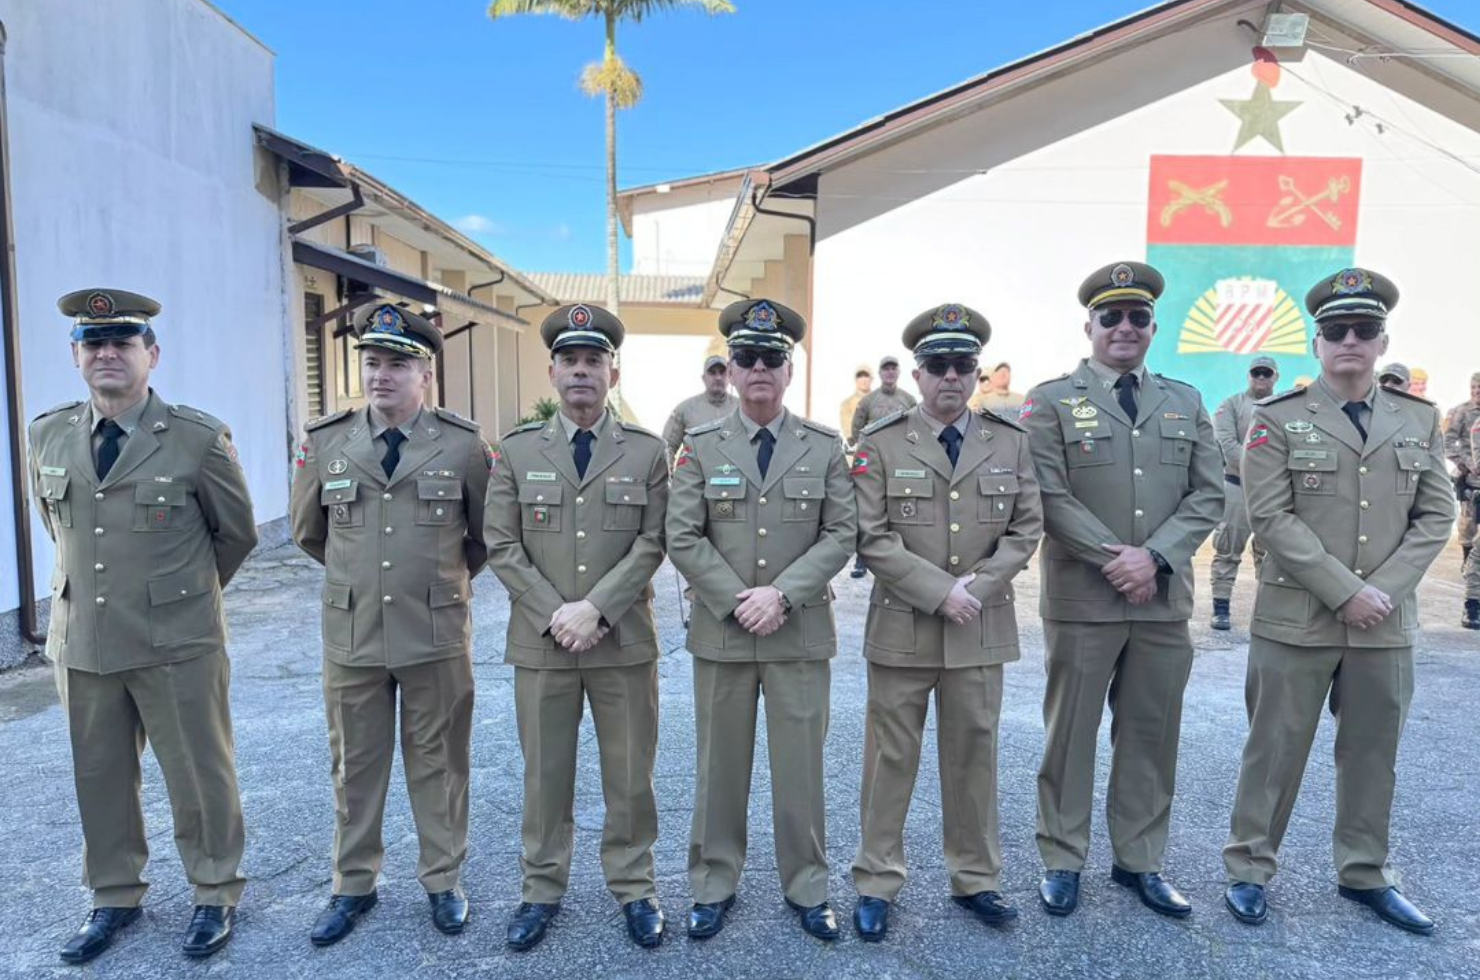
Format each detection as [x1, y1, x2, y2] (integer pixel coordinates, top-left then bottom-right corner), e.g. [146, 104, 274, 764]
[484, 304, 669, 952]
[850, 355, 917, 445]
[667, 298, 857, 941]
[31, 289, 257, 964]
[1209, 357, 1278, 629]
[849, 304, 1043, 942]
[662, 354, 738, 461]
[1021, 262, 1223, 919]
[290, 304, 490, 945]
[1223, 269, 1455, 933]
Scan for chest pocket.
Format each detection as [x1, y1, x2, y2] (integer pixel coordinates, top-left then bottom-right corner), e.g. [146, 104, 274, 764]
[603, 481, 647, 531]
[978, 473, 1018, 523]
[1393, 447, 1428, 495]
[37, 473, 72, 528]
[416, 478, 462, 526]
[886, 477, 935, 525]
[133, 482, 190, 532]
[1159, 418, 1196, 466]
[782, 477, 824, 523]
[1287, 452, 1337, 496]
[322, 480, 362, 528]
[520, 482, 563, 532]
[704, 477, 747, 522]
[1065, 427, 1114, 469]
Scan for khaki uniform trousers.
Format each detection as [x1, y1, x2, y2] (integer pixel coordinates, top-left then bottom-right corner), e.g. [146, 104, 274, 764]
[1459, 500, 1476, 549]
[690, 658, 830, 908]
[1036, 619, 1193, 873]
[55, 651, 245, 908]
[1224, 637, 1413, 890]
[1210, 482, 1267, 600]
[514, 662, 659, 905]
[852, 663, 1004, 901]
[323, 655, 473, 896]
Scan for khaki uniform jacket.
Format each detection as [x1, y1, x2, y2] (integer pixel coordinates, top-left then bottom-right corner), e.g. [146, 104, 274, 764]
[1214, 391, 1256, 479]
[667, 409, 857, 662]
[1243, 383, 1455, 648]
[854, 407, 1044, 668]
[290, 406, 490, 669]
[1022, 360, 1224, 622]
[485, 415, 668, 669]
[851, 389, 918, 445]
[663, 392, 739, 460]
[29, 391, 257, 674]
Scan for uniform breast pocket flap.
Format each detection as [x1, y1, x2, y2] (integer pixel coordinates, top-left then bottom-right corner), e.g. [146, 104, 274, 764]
[146, 568, 217, 646]
[885, 477, 935, 524]
[1065, 428, 1114, 468]
[782, 477, 825, 522]
[1393, 447, 1428, 494]
[519, 482, 563, 532]
[1158, 419, 1195, 466]
[977, 473, 1019, 523]
[603, 481, 647, 531]
[416, 478, 463, 525]
[322, 479, 362, 528]
[1287, 451, 1337, 495]
[704, 477, 747, 521]
[37, 472, 72, 527]
[133, 481, 190, 531]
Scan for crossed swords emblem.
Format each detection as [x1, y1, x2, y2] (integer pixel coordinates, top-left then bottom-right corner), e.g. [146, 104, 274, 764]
[1159, 174, 1352, 230]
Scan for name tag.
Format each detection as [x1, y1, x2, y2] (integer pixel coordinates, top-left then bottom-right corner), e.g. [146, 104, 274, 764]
[1075, 420, 1100, 429]
[40, 465, 66, 477]
[709, 476, 743, 486]
[526, 472, 557, 482]
[893, 468, 927, 478]
[324, 479, 353, 490]
[1291, 450, 1329, 459]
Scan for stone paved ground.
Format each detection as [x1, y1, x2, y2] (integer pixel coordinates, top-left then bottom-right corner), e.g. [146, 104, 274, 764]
[1, 542, 1477, 979]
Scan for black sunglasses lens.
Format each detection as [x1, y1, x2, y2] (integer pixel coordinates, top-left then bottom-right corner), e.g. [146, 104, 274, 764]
[1097, 310, 1124, 329]
[1250, 369, 1273, 379]
[1356, 323, 1383, 340]
[922, 358, 977, 377]
[731, 350, 757, 368]
[1128, 310, 1152, 328]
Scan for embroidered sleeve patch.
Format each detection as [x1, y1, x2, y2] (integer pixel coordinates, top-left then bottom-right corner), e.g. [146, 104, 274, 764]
[294, 443, 308, 468]
[850, 450, 871, 477]
[1018, 398, 1035, 420]
[484, 443, 498, 471]
[675, 443, 693, 468]
[1246, 424, 1271, 450]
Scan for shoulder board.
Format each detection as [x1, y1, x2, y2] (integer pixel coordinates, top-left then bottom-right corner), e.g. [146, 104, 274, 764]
[1029, 372, 1073, 391]
[169, 404, 225, 429]
[1385, 387, 1437, 407]
[1152, 373, 1198, 391]
[685, 419, 725, 437]
[500, 419, 547, 440]
[617, 420, 661, 441]
[1256, 387, 1305, 407]
[800, 417, 839, 437]
[976, 407, 1025, 432]
[861, 410, 907, 437]
[305, 408, 353, 431]
[31, 399, 83, 422]
[433, 406, 480, 432]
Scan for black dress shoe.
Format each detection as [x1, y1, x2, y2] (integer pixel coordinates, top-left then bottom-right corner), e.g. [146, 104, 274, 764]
[182, 905, 234, 958]
[429, 889, 470, 935]
[853, 896, 889, 942]
[59, 907, 141, 964]
[850, 566, 867, 579]
[953, 891, 1019, 925]
[1224, 881, 1267, 925]
[1039, 870, 1080, 916]
[1211, 598, 1232, 631]
[623, 898, 665, 948]
[1338, 885, 1435, 935]
[310, 892, 378, 947]
[785, 899, 840, 941]
[1111, 866, 1192, 918]
[687, 896, 735, 939]
[506, 902, 560, 951]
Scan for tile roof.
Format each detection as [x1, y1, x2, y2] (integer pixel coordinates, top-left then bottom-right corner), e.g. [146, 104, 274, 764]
[526, 273, 706, 306]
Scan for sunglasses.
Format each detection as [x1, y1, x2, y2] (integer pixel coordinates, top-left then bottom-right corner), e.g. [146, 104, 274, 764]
[1249, 368, 1274, 379]
[731, 349, 789, 370]
[1318, 321, 1384, 343]
[920, 357, 979, 378]
[1095, 308, 1153, 330]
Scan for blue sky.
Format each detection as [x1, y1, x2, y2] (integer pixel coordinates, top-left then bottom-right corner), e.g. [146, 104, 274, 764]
[216, 0, 1479, 275]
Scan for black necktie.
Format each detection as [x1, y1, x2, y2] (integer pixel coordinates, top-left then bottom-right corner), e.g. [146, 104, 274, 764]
[1341, 401, 1368, 442]
[573, 429, 595, 479]
[1114, 373, 1139, 423]
[96, 419, 124, 480]
[381, 428, 406, 478]
[755, 427, 775, 478]
[938, 425, 962, 468]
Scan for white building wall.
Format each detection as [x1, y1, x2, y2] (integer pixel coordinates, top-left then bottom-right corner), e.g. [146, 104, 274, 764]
[809, 24, 1480, 425]
[632, 189, 738, 276]
[0, 0, 285, 616]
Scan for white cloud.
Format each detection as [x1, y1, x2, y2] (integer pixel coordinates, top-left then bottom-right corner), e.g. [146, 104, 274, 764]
[453, 214, 505, 236]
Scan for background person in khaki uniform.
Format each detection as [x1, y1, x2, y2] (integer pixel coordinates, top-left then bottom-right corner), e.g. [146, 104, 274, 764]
[967, 362, 1026, 421]
[484, 303, 670, 952]
[849, 304, 1043, 942]
[667, 298, 857, 942]
[851, 355, 917, 445]
[31, 289, 257, 964]
[840, 364, 873, 439]
[1020, 261, 1222, 920]
[1209, 357, 1278, 630]
[290, 304, 490, 946]
[1377, 362, 1411, 393]
[1444, 372, 1480, 626]
[662, 354, 738, 462]
[1223, 269, 1455, 934]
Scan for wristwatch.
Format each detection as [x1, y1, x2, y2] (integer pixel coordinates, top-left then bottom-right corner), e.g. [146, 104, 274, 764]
[1146, 548, 1172, 576]
[778, 590, 793, 612]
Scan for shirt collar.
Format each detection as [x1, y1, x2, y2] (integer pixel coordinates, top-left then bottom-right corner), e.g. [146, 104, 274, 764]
[90, 393, 150, 435]
[369, 407, 422, 439]
[1316, 374, 1376, 408]
[919, 406, 970, 438]
[738, 408, 787, 442]
[557, 409, 609, 443]
[1086, 357, 1148, 390]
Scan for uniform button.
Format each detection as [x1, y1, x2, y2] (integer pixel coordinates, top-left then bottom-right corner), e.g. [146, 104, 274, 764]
[157, 495, 166, 503]
[1178, 430, 1186, 437]
[577, 564, 588, 574]
[1359, 466, 1369, 475]
[536, 494, 545, 502]
[622, 494, 631, 502]
[1134, 509, 1144, 517]
[801, 489, 810, 497]
[1359, 535, 1369, 544]
[94, 527, 104, 536]
[997, 502, 1006, 511]
[95, 596, 106, 606]
[381, 560, 392, 569]
[1133, 468, 1143, 477]
[383, 492, 393, 501]
[758, 528, 768, 537]
[950, 556, 961, 566]
[180, 589, 189, 596]
[882, 597, 891, 605]
[758, 496, 767, 505]
[998, 485, 1007, 492]
[576, 496, 585, 505]
[1132, 429, 1141, 437]
[453, 594, 460, 600]
[94, 563, 104, 572]
[1277, 576, 1286, 583]
[950, 522, 961, 533]
[757, 559, 768, 568]
[1360, 501, 1370, 509]
[383, 595, 394, 604]
[434, 507, 445, 516]
[904, 487, 913, 495]
[1410, 473, 1419, 482]
[1308, 462, 1317, 469]
[94, 492, 104, 501]
[721, 491, 730, 498]
[385, 526, 394, 534]
[1356, 569, 1365, 576]
[576, 530, 586, 539]
[950, 491, 960, 501]
[437, 489, 446, 497]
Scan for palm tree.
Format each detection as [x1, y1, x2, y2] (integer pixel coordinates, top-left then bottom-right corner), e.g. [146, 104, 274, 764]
[487, 0, 736, 317]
